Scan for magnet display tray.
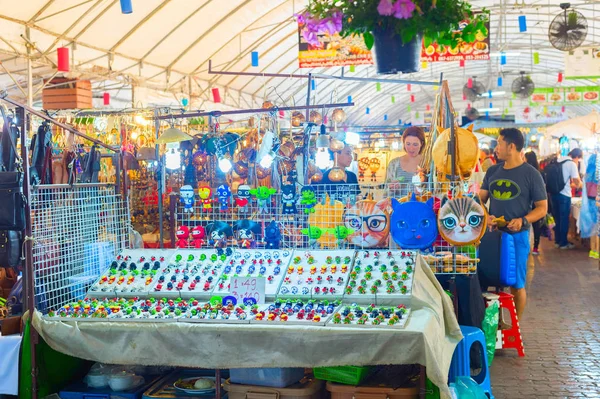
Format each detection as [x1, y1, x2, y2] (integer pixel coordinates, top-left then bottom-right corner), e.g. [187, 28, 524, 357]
[343, 250, 416, 303]
[211, 249, 293, 298]
[326, 304, 411, 329]
[276, 250, 355, 299]
[249, 300, 342, 326]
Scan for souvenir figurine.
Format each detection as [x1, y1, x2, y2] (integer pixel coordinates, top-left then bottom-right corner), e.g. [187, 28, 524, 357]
[300, 186, 317, 214]
[206, 221, 233, 256]
[175, 226, 190, 248]
[281, 184, 297, 215]
[235, 184, 252, 213]
[390, 194, 438, 250]
[190, 226, 206, 248]
[199, 186, 213, 210]
[264, 220, 281, 249]
[180, 185, 195, 213]
[250, 186, 277, 213]
[301, 226, 324, 249]
[329, 226, 354, 249]
[234, 220, 261, 249]
[344, 199, 391, 248]
[217, 184, 232, 212]
[437, 193, 487, 246]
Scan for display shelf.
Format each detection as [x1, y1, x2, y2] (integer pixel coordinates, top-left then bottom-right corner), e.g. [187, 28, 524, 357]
[249, 299, 342, 326]
[212, 249, 293, 299]
[343, 250, 416, 303]
[149, 250, 231, 298]
[326, 304, 411, 328]
[276, 250, 354, 298]
[88, 249, 174, 297]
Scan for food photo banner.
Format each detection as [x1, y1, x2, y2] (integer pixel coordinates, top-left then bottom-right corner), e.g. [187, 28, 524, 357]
[515, 106, 569, 124]
[565, 47, 600, 79]
[421, 19, 490, 62]
[529, 86, 600, 106]
[298, 25, 374, 68]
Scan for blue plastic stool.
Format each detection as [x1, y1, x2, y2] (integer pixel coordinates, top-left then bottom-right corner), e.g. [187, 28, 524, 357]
[449, 325, 494, 399]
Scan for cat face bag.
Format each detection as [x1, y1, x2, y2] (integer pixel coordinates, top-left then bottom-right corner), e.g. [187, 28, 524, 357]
[390, 194, 438, 250]
[438, 194, 487, 246]
[344, 199, 390, 248]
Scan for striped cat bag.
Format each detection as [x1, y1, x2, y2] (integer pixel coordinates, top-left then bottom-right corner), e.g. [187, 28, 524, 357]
[438, 193, 488, 246]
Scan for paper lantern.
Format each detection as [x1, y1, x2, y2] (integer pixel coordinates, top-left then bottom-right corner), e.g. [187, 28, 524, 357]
[120, 0, 132, 14]
[384, 114, 388, 121]
[323, 116, 329, 124]
[376, 82, 381, 91]
[558, 72, 563, 83]
[500, 53, 507, 65]
[410, 95, 415, 103]
[391, 96, 395, 104]
[251, 51, 259, 67]
[488, 90, 492, 99]
[103, 92, 110, 106]
[498, 77, 503, 87]
[518, 15, 527, 32]
[562, 106, 566, 112]
[421, 61, 428, 69]
[459, 60, 465, 67]
[533, 52, 540, 65]
[426, 105, 430, 111]
[365, 107, 370, 115]
[467, 103, 471, 109]
[311, 79, 316, 90]
[407, 84, 411, 92]
[57, 47, 69, 72]
[182, 98, 189, 107]
[349, 65, 356, 72]
[463, 93, 467, 101]
[212, 88, 221, 103]
[467, 78, 473, 89]
[347, 95, 352, 103]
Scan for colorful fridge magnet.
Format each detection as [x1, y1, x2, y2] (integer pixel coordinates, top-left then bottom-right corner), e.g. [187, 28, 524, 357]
[390, 194, 438, 250]
[234, 220, 261, 249]
[217, 184, 232, 212]
[206, 221, 233, 256]
[250, 186, 277, 213]
[235, 184, 252, 213]
[190, 226, 206, 248]
[300, 186, 317, 214]
[175, 226, 190, 248]
[180, 185, 195, 213]
[199, 186, 213, 210]
[344, 199, 390, 248]
[281, 184, 298, 215]
[264, 221, 281, 249]
[438, 194, 487, 246]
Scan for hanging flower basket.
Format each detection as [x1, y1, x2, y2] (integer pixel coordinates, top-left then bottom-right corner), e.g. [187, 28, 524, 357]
[372, 26, 422, 74]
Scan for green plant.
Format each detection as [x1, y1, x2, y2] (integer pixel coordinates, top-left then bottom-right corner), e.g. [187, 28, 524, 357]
[301, 0, 488, 49]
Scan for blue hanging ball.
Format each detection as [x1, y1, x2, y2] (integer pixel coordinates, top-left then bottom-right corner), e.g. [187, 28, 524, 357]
[182, 98, 189, 107]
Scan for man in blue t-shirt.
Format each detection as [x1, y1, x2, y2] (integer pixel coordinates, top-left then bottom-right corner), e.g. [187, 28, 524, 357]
[480, 128, 548, 319]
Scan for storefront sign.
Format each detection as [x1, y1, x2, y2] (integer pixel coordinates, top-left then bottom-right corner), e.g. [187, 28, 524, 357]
[565, 47, 600, 79]
[410, 110, 433, 125]
[529, 86, 600, 106]
[421, 20, 490, 62]
[298, 26, 373, 68]
[515, 106, 568, 124]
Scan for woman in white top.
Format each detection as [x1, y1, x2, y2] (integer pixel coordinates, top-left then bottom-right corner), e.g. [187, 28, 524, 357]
[386, 126, 425, 196]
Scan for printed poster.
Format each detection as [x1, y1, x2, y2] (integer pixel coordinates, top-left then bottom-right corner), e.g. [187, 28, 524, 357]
[421, 20, 490, 62]
[298, 25, 373, 68]
[514, 106, 568, 124]
[565, 47, 600, 79]
[410, 110, 433, 125]
[530, 86, 600, 106]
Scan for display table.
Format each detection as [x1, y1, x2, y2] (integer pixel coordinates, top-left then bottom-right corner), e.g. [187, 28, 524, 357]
[32, 256, 461, 399]
[0, 334, 22, 395]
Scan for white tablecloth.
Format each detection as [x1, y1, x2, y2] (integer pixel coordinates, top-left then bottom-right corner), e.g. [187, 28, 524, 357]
[32, 255, 461, 399]
[0, 334, 22, 395]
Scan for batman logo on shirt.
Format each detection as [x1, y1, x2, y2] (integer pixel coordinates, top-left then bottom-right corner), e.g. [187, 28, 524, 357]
[489, 179, 521, 201]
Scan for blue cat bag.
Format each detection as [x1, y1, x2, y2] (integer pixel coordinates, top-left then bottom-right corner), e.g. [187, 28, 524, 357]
[499, 232, 517, 286]
[478, 230, 516, 287]
[390, 194, 438, 250]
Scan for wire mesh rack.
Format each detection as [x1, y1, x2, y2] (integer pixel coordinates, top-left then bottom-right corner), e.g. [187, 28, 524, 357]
[30, 184, 130, 312]
[171, 180, 481, 275]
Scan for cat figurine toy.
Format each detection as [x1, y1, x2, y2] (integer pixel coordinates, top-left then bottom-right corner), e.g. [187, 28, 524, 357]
[390, 194, 438, 250]
[438, 193, 487, 246]
[344, 199, 390, 248]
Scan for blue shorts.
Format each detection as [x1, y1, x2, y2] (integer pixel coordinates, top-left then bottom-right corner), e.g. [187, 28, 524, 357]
[512, 230, 530, 289]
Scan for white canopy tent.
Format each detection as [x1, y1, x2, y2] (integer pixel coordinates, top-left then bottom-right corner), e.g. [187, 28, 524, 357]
[0, 1, 600, 124]
[546, 111, 600, 139]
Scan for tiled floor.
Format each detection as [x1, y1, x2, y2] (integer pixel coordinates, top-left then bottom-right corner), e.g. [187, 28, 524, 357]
[490, 239, 600, 398]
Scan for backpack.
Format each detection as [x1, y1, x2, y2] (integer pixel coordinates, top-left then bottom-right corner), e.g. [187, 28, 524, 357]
[545, 159, 572, 194]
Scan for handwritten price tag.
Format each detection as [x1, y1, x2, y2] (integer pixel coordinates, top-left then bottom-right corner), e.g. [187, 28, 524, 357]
[230, 277, 265, 304]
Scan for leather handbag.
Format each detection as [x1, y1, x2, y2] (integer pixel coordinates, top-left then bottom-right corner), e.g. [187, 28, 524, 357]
[0, 230, 20, 268]
[0, 106, 25, 231]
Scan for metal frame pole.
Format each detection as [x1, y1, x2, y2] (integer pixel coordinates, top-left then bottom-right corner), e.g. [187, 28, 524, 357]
[155, 108, 164, 248]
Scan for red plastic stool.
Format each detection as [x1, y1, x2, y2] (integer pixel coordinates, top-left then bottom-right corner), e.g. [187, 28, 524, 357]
[497, 292, 525, 357]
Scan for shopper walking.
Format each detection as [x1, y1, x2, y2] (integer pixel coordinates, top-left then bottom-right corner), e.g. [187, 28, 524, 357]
[545, 149, 583, 249]
[525, 151, 545, 255]
[480, 128, 547, 319]
[480, 148, 494, 172]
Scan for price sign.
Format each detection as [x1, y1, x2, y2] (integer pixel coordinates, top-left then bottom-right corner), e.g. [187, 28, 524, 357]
[230, 277, 265, 304]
